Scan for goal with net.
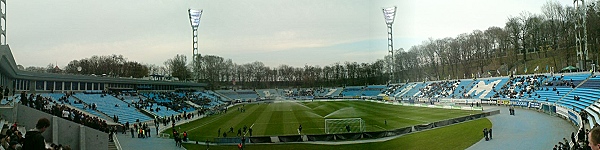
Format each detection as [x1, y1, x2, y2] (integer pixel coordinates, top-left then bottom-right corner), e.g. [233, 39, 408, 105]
[324, 118, 366, 134]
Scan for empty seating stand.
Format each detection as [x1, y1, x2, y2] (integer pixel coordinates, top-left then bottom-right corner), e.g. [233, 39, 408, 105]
[74, 93, 152, 124]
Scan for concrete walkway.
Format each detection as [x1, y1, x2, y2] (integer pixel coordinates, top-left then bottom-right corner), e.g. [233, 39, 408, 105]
[116, 130, 186, 150]
[117, 114, 207, 150]
[467, 106, 577, 150]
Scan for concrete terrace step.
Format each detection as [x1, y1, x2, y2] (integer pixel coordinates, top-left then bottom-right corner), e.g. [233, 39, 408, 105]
[108, 141, 117, 150]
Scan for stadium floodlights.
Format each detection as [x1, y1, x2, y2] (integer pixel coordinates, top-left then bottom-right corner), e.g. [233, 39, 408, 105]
[382, 6, 397, 25]
[325, 118, 366, 134]
[188, 9, 203, 27]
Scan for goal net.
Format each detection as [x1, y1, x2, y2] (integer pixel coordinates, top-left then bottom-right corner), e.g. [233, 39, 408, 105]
[325, 118, 366, 134]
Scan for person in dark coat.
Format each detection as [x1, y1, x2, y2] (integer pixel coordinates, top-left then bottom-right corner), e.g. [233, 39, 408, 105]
[483, 128, 488, 141]
[3, 86, 9, 97]
[20, 91, 28, 107]
[22, 118, 51, 150]
[488, 128, 492, 139]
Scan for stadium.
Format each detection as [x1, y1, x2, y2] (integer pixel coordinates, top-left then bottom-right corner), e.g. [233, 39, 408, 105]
[1, 1, 599, 150]
[0, 44, 590, 149]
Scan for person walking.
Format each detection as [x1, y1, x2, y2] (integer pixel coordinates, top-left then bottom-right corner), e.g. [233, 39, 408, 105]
[183, 131, 188, 142]
[483, 128, 489, 141]
[130, 128, 135, 138]
[488, 128, 492, 139]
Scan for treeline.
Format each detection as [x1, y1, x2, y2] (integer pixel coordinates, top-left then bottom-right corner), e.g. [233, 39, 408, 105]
[22, 54, 150, 78]
[191, 55, 388, 89]
[390, 1, 600, 82]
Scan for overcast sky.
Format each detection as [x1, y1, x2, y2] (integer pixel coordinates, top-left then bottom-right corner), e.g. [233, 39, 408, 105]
[8, 0, 573, 68]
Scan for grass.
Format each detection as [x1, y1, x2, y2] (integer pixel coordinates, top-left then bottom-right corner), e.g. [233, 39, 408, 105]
[182, 118, 493, 150]
[163, 100, 479, 142]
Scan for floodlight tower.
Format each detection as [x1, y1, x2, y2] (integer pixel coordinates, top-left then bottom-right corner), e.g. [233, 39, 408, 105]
[574, 0, 588, 70]
[382, 6, 397, 83]
[0, 0, 6, 45]
[188, 9, 203, 81]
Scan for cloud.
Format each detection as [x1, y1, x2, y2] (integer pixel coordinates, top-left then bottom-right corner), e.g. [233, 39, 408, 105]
[8, 0, 575, 68]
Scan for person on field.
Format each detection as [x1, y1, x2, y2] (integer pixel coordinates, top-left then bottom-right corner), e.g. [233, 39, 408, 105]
[182, 131, 187, 142]
[241, 136, 246, 149]
[298, 124, 303, 134]
[346, 125, 351, 132]
[248, 127, 253, 136]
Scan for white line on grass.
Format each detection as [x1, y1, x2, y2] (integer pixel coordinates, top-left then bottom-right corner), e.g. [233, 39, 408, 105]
[373, 125, 386, 130]
[250, 121, 325, 125]
[186, 116, 225, 132]
[243, 123, 255, 136]
[396, 116, 428, 123]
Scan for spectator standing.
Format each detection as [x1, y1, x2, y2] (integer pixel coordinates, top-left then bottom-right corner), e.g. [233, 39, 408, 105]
[23, 118, 51, 150]
[20, 91, 28, 107]
[0, 86, 3, 100]
[588, 127, 600, 150]
[130, 128, 134, 138]
[483, 128, 488, 141]
[488, 128, 492, 139]
[3, 86, 9, 97]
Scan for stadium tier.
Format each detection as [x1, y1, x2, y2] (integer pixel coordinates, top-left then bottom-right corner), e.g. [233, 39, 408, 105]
[327, 87, 343, 97]
[313, 88, 329, 97]
[402, 82, 428, 98]
[141, 93, 172, 103]
[342, 86, 363, 97]
[389, 73, 600, 116]
[74, 93, 153, 124]
[215, 90, 259, 101]
[361, 85, 386, 96]
[256, 89, 283, 98]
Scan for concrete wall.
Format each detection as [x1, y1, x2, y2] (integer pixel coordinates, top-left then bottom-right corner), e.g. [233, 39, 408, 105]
[56, 118, 80, 149]
[16, 104, 54, 143]
[0, 106, 15, 121]
[85, 126, 109, 150]
[13, 104, 108, 150]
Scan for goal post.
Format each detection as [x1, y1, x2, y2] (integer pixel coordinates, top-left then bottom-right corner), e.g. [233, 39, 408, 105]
[324, 118, 366, 134]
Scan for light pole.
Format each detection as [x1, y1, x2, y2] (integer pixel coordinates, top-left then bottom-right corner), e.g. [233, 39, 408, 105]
[188, 9, 203, 82]
[574, 0, 589, 71]
[0, 0, 6, 45]
[382, 6, 397, 83]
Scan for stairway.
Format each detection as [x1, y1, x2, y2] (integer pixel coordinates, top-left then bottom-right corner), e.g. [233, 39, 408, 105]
[108, 140, 118, 150]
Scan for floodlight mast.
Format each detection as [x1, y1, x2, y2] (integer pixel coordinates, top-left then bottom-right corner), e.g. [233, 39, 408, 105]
[383, 6, 397, 83]
[573, 0, 588, 71]
[189, 9, 203, 82]
[0, 0, 6, 45]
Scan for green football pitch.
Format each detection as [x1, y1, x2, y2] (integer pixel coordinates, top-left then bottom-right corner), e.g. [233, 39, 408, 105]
[164, 100, 480, 142]
[182, 118, 492, 150]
